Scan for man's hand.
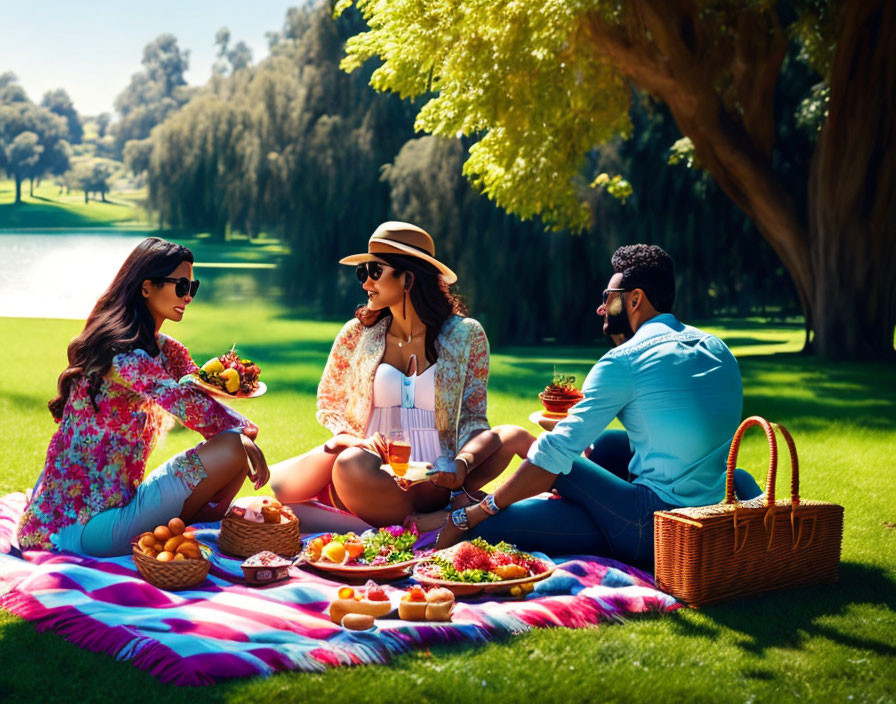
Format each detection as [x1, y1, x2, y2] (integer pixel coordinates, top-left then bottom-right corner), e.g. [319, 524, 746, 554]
[242, 423, 259, 441]
[323, 433, 366, 454]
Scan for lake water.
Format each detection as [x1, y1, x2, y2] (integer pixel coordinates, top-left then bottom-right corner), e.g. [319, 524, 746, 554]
[0, 231, 280, 319]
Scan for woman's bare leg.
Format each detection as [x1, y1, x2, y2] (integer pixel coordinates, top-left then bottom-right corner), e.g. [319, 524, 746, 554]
[181, 432, 252, 523]
[463, 425, 536, 496]
[270, 445, 337, 504]
[332, 447, 447, 526]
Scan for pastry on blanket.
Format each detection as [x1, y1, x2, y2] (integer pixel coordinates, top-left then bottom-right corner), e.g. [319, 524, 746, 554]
[424, 587, 455, 621]
[397, 585, 428, 621]
[398, 585, 454, 621]
[329, 581, 392, 625]
[241, 550, 292, 585]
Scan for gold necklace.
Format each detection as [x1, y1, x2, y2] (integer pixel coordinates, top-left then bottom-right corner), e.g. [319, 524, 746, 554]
[390, 326, 425, 348]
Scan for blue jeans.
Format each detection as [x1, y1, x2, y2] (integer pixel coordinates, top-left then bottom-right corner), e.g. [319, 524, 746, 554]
[471, 430, 763, 569]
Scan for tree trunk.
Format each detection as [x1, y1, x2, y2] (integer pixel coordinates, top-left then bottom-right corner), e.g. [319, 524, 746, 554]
[14, 175, 22, 204]
[809, 0, 896, 360]
[84, 190, 89, 204]
[29, 178, 34, 198]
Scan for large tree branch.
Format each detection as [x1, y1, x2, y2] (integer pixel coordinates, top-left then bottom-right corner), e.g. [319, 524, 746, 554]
[582, 3, 814, 334]
[733, 8, 787, 158]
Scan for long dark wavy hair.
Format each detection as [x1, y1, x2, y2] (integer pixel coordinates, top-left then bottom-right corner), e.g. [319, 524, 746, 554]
[48, 238, 195, 420]
[354, 252, 468, 365]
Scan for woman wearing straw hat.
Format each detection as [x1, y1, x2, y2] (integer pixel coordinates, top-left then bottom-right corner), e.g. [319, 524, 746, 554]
[270, 222, 534, 527]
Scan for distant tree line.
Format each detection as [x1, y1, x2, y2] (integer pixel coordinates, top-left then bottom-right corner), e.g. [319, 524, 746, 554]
[130, 3, 802, 343]
[2, 3, 813, 344]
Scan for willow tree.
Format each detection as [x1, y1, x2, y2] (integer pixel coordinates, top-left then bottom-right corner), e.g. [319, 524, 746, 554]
[337, 0, 895, 359]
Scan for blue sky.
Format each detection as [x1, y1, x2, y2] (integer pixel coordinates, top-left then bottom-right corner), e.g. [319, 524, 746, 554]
[0, 0, 299, 117]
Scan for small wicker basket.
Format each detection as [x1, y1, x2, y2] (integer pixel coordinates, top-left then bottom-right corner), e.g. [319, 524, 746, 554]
[132, 547, 210, 591]
[218, 513, 301, 559]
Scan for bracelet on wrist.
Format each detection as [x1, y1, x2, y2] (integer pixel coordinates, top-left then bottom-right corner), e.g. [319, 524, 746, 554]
[454, 452, 474, 470]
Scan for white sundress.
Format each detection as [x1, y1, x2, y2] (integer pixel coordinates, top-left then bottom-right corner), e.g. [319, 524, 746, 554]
[366, 361, 440, 463]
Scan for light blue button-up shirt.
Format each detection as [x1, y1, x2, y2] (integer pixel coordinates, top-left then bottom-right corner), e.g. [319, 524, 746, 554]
[528, 313, 742, 507]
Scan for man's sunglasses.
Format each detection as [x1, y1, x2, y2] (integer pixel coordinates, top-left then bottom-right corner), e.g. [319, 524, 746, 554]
[157, 277, 200, 298]
[355, 261, 395, 283]
[601, 287, 627, 304]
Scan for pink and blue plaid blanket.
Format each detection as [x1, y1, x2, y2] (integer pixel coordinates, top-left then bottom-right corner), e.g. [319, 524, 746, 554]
[0, 492, 679, 685]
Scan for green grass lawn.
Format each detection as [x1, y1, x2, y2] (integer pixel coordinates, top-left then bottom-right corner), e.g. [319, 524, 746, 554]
[1, 305, 895, 703]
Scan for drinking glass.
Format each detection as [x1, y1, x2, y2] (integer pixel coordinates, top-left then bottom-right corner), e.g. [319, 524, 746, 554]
[387, 429, 411, 477]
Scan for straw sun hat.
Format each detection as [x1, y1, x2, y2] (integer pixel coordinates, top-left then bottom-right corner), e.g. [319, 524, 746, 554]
[338, 221, 457, 284]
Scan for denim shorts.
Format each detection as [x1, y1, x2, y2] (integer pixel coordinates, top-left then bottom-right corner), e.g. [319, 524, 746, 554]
[52, 451, 206, 557]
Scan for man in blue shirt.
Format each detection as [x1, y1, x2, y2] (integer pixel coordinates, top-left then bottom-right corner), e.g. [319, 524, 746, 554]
[436, 244, 761, 568]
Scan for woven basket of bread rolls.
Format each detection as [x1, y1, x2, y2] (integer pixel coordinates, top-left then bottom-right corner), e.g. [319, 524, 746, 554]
[218, 498, 300, 559]
[132, 547, 210, 590]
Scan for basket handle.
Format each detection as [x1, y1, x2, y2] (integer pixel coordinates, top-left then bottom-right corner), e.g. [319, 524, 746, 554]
[725, 416, 777, 505]
[725, 416, 800, 507]
[772, 422, 800, 507]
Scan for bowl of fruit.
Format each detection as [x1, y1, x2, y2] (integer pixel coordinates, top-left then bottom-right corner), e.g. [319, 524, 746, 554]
[538, 372, 584, 417]
[192, 347, 265, 398]
[131, 518, 210, 591]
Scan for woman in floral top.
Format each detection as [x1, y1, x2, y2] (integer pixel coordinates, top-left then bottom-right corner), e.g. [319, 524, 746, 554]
[18, 238, 269, 555]
[270, 222, 533, 527]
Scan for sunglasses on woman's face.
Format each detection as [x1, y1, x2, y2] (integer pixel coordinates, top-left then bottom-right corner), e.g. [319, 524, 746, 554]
[158, 277, 200, 298]
[355, 261, 394, 283]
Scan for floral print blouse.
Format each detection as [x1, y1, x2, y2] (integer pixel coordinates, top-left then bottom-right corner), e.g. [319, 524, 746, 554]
[18, 334, 252, 551]
[317, 315, 490, 469]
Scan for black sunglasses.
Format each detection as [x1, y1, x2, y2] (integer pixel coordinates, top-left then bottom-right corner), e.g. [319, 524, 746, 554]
[157, 277, 200, 298]
[601, 287, 627, 304]
[355, 261, 395, 283]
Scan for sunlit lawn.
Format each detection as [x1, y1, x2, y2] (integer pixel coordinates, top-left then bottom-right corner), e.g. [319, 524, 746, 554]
[0, 178, 150, 228]
[1, 304, 895, 703]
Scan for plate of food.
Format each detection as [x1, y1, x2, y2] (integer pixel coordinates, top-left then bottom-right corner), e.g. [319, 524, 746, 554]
[412, 538, 555, 596]
[187, 348, 265, 398]
[299, 526, 427, 581]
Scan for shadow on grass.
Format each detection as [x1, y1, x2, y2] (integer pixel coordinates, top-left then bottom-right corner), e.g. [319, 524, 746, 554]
[0, 202, 117, 229]
[715, 336, 790, 348]
[0, 615, 213, 704]
[668, 561, 896, 658]
[0, 389, 51, 412]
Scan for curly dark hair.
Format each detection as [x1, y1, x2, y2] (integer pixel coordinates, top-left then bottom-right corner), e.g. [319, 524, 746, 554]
[611, 244, 675, 313]
[354, 252, 468, 365]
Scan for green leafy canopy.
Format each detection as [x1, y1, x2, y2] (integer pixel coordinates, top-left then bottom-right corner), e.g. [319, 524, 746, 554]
[337, 0, 631, 231]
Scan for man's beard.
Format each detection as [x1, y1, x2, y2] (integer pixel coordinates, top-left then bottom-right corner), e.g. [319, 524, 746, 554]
[604, 310, 633, 345]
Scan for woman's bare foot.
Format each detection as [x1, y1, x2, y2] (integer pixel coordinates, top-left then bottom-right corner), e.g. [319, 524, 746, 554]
[405, 488, 485, 533]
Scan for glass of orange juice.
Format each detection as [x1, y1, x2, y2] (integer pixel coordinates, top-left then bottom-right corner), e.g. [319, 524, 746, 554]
[387, 429, 411, 477]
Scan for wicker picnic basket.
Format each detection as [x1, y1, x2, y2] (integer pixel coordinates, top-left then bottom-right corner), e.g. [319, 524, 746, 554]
[218, 512, 301, 559]
[654, 416, 843, 608]
[132, 547, 210, 591]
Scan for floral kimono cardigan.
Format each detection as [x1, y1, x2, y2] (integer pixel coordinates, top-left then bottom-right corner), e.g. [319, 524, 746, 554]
[19, 334, 252, 551]
[317, 315, 490, 471]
